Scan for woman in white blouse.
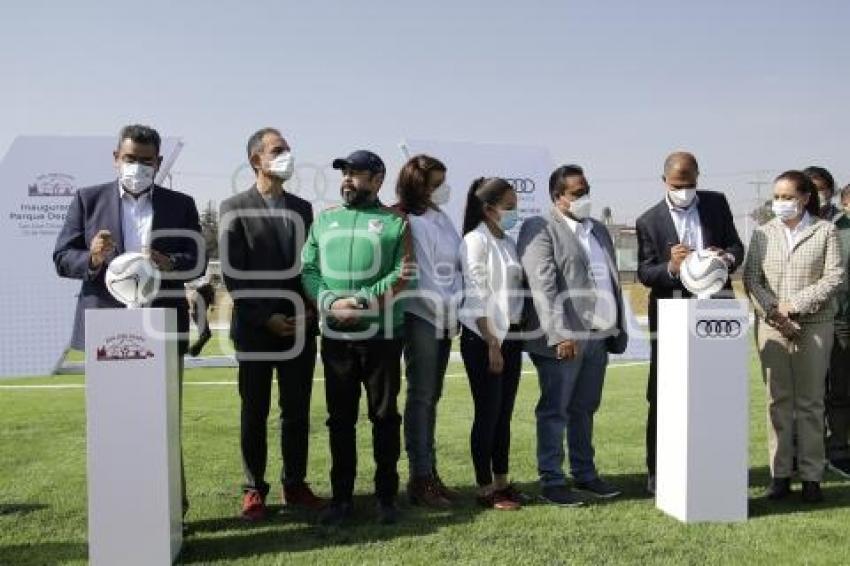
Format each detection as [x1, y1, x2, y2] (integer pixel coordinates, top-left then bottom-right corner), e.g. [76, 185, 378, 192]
[459, 177, 525, 510]
[394, 155, 463, 508]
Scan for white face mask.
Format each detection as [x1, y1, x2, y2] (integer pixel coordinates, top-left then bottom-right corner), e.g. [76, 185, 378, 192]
[668, 187, 697, 208]
[268, 152, 295, 181]
[772, 199, 800, 221]
[569, 195, 592, 220]
[120, 162, 155, 194]
[819, 192, 833, 209]
[430, 182, 451, 206]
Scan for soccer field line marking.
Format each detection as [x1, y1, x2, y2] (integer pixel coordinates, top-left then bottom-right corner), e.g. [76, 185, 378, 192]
[0, 361, 649, 390]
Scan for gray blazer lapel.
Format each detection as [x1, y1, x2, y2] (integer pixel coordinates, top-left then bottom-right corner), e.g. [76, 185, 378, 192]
[549, 207, 589, 272]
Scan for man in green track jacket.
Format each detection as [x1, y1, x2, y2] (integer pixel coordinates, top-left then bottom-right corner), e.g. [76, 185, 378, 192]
[301, 149, 414, 526]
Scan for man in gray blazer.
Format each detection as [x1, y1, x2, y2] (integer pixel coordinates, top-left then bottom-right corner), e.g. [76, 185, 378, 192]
[518, 164, 628, 507]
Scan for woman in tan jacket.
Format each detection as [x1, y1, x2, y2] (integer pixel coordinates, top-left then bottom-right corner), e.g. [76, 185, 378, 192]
[744, 170, 844, 503]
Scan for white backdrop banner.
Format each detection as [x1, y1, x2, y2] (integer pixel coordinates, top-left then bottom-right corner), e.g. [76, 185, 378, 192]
[399, 138, 649, 362]
[0, 136, 182, 378]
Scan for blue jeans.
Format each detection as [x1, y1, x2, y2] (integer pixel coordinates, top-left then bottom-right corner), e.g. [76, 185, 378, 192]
[531, 338, 608, 486]
[403, 313, 453, 478]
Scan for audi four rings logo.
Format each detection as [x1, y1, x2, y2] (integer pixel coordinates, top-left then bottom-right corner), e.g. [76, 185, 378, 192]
[695, 319, 742, 338]
[505, 178, 536, 194]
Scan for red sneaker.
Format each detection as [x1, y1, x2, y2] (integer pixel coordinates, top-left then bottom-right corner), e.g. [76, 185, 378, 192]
[240, 490, 266, 521]
[476, 490, 521, 511]
[282, 483, 327, 510]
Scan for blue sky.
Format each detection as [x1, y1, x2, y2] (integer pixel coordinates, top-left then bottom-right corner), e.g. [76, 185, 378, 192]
[1, 0, 848, 223]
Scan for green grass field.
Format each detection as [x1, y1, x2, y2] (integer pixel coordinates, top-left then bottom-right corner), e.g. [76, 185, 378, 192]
[2, 344, 850, 565]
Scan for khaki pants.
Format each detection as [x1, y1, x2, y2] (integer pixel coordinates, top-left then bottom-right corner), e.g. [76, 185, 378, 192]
[755, 319, 833, 481]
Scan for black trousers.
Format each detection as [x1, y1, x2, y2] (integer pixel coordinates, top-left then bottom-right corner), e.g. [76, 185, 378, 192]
[826, 331, 850, 459]
[460, 326, 523, 487]
[645, 291, 733, 475]
[321, 336, 403, 504]
[646, 333, 658, 476]
[238, 339, 317, 496]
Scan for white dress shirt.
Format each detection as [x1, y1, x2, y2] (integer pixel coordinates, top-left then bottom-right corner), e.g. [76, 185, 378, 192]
[782, 211, 813, 252]
[666, 195, 704, 251]
[405, 207, 463, 334]
[559, 211, 618, 331]
[119, 183, 153, 253]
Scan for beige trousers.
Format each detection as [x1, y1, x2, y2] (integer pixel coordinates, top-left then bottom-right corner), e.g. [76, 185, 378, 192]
[755, 319, 833, 481]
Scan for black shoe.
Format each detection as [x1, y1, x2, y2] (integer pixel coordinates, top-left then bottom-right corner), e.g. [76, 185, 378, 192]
[318, 500, 353, 527]
[540, 485, 584, 507]
[188, 331, 212, 357]
[801, 481, 823, 503]
[574, 477, 621, 499]
[376, 500, 399, 525]
[827, 458, 850, 479]
[766, 478, 791, 500]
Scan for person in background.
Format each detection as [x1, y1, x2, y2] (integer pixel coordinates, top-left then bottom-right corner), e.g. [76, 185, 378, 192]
[803, 169, 850, 478]
[840, 184, 850, 216]
[804, 166, 843, 221]
[518, 164, 628, 507]
[394, 155, 462, 508]
[219, 127, 324, 521]
[744, 170, 844, 503]
[458, 177, 525, 510]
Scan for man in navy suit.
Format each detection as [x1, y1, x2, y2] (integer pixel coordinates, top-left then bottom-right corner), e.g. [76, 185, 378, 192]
[636, 151, 744, 494]
[53, 124, 203, 515]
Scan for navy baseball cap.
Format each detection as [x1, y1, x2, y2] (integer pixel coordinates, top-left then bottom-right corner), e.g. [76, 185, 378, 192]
[332, 150, 385, 174]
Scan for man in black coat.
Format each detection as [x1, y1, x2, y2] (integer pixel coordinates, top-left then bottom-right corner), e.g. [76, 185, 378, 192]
[219, 127, 324, 521]
[636, 151, 744, 494]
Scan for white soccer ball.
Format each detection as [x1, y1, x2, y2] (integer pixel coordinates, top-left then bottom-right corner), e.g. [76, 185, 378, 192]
[679, 249, 728, 297]
[105, 252, 161, 307]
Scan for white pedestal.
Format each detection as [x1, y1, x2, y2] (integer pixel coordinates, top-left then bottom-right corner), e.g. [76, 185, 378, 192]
[85, 308, 182, 565]
[656, 298, 749, 523]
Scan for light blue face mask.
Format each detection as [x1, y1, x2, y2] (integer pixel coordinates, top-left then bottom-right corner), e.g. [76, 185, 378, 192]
[499, 208, 519, 231]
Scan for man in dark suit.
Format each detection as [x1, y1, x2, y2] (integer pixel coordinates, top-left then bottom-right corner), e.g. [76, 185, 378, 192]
[53, 123, 203, 515]
[219, 127, 324, 521]
[636, 151, 744, 494]
[519, 164, 629, 507]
